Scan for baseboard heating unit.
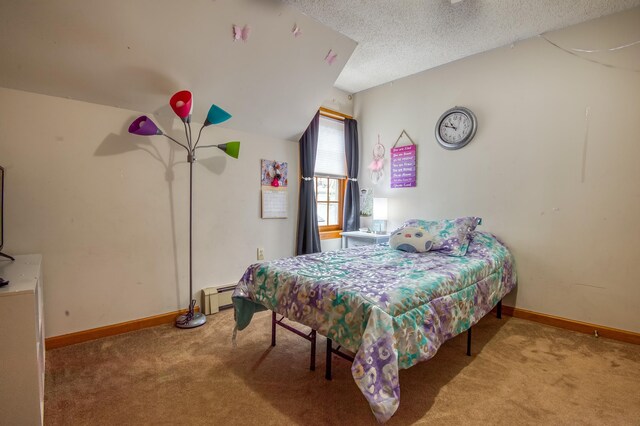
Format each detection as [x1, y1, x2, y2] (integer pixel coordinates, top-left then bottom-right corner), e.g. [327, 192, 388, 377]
[202, 285, 235, 315]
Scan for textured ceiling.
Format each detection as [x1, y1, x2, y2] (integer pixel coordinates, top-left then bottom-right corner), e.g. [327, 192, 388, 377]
[285, 0, 640, 93]
[0, 0, 356, 141]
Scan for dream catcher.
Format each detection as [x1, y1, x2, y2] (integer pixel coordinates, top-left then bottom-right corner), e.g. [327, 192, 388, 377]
[368, 135, 385, 184]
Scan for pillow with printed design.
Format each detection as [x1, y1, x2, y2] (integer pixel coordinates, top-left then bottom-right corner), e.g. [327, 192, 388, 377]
[389, 227, 435, 253]
[392, 216, 482, 256]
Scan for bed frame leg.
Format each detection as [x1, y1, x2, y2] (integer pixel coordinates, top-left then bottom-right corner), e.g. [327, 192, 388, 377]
[310, 330, 317, 371]
[497, 300, 502, 319]
[271, 311, 276, 347]
[325, 338, 332, 380]
[466, 327, 472, 356]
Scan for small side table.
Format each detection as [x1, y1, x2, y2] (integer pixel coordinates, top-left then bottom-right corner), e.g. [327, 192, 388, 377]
[341, 231, 390, 249]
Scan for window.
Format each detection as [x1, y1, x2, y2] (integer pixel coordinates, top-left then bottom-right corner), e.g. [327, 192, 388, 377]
[315, 114, 347, 238]
[315, 176, 345, 230]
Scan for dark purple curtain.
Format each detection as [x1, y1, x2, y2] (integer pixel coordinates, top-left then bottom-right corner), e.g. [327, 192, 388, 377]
[296, 112, 321, 255]
[342, 118, 360, 232]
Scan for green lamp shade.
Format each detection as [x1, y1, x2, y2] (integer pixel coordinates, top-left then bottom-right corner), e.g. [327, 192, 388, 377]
[217, 141, 240, 159]
[205, 104, 232, 126]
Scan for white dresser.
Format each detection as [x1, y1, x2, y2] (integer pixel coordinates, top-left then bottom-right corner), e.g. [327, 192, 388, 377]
[0, 255, 44, 426]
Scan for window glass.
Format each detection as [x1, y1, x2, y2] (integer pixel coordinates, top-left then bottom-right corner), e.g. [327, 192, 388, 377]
[317, 202, 328, 226]
[328, 179, 339, 202]
[316, 177, 328, 201]
[328, 203, 339, 226]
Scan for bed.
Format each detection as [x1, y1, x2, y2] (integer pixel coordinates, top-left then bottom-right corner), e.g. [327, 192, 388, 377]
[232, 230, 516, 422]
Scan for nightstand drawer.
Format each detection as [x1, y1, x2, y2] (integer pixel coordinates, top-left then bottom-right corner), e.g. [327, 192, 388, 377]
[348, 237, 373, 247]
[341, 231, 390, 248]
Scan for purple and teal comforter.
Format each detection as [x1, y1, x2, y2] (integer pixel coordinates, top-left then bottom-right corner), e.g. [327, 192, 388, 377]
[232, 231, 516, 422]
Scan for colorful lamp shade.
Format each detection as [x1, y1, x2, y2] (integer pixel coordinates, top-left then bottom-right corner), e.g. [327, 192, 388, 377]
[128, 116, 162, 136]
[217, 141, 240, 159]
[205, 104, 232, 126]
[170, 90, 193, 121]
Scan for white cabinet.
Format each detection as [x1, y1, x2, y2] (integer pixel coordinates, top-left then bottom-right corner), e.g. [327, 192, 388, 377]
[0, 255, 44, 426]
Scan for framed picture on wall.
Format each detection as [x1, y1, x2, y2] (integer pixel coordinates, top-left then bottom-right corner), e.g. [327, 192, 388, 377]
[360, 188, 373, 216]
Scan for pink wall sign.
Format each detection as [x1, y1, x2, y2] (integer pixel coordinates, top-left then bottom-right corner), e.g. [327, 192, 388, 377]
[390, 144, 417, 188]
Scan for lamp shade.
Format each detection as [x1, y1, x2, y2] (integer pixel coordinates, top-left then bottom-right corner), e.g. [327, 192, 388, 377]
[128, 116, 162, 136]
[169, 90, 193, 121]
[205, 104, 232, 126]
[217, 141, 240, 159]
[373, 198, 388, 221]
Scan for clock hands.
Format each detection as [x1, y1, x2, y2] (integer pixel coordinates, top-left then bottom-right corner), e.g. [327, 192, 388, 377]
[443, 123, 458, 131]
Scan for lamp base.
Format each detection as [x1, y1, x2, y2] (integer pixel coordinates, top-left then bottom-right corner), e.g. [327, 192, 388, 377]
[175, 311, 207, 329]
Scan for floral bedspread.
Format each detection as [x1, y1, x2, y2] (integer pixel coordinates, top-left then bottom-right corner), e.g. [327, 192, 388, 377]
[232, 231, 516, 423]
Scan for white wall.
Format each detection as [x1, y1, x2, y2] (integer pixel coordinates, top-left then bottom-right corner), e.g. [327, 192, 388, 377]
[354, 10, 640, 332]
[322, 87, 354, 117]
[0, 87, 298, 337]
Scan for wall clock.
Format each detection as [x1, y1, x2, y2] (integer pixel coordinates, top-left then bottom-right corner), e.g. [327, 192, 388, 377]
[435, 106, 477, 150]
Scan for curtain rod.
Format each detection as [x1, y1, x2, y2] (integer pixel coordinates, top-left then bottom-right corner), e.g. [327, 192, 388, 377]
[319, 107, 353, 120]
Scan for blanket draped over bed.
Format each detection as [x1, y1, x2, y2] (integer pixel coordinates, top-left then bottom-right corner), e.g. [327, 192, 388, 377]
[232, 231, 517, 422]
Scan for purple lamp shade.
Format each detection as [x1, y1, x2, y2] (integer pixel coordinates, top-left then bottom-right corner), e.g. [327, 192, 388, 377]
[170, 90, 193, 121]
[128, 116, 162, 136]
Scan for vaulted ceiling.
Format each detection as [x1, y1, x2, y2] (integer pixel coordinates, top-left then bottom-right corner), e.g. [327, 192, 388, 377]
[0, 0, 356, 141]
[286, 0, 640, 93]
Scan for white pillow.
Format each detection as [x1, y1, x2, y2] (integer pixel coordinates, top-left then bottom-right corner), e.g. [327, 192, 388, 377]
[389, 227, 434, 253]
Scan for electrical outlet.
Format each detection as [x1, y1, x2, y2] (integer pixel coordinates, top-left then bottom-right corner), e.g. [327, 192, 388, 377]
[257, 247, 264, 260]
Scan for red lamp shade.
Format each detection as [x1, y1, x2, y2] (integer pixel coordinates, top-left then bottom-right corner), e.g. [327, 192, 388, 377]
[170, 90, 193, 121]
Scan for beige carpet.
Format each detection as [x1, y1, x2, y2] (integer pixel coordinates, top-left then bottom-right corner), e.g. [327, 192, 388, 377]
[45, 310, 640, 425]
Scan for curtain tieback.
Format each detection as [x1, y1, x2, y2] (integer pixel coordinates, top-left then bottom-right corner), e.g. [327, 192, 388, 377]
[347, 177, 358, 182]
[302, 176, 314, 181]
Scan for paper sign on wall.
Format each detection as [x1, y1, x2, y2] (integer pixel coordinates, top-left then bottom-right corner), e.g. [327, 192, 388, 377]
[261, 187, 288, 219]
[390, 130, 417, 188]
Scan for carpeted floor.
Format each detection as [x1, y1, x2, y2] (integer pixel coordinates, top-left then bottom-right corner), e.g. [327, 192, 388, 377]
[44, 310, 640, 425]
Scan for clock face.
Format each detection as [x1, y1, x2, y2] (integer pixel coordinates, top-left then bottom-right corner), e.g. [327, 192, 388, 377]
[439, 112, 472, 143]
[435, 107, 477, 150]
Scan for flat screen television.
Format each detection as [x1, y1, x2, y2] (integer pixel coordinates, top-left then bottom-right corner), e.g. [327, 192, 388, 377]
[0, 165, 13, 261]
[0, 165, 4, 251]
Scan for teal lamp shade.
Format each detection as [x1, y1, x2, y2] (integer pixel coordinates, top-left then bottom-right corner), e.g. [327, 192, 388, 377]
[170, 90, 193, 121]
[205, 104, 232, 126]
[128, 116, 162, 136]
[217, 141, 240, 159]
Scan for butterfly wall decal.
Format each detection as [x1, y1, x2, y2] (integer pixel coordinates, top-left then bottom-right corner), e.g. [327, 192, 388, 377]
[292, 24, 302, 37]
[325, 49, 337, 65]
[233, 24, 251, 42]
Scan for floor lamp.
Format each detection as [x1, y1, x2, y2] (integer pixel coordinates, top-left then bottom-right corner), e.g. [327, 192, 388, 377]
[128, 90, 240, 329]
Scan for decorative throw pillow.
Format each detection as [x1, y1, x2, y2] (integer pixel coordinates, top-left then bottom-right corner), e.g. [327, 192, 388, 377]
[393, 216, 482, 256]
[390, 227, 434, 253]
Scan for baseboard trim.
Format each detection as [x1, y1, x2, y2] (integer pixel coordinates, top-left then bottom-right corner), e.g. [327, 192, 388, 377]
[45, 307, 199, 350]
[46, 304, 639, 349]
[501, 305, 640, 345]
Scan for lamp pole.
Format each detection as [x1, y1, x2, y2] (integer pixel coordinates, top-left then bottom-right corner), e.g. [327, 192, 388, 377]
[175, 150, 206, 328]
